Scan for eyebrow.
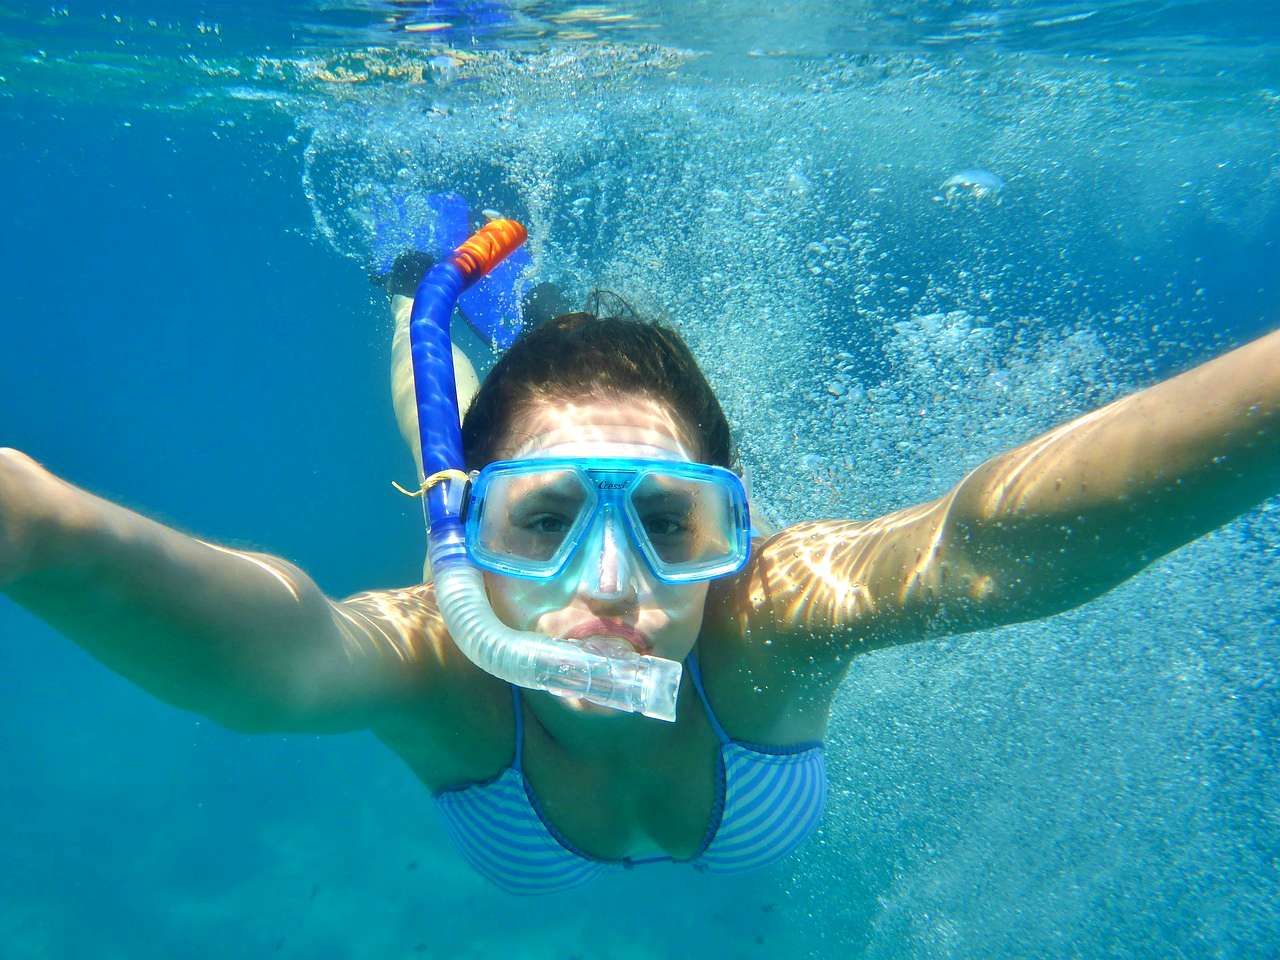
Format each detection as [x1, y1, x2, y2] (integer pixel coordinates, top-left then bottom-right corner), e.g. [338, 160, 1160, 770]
[506, 485, 584, 509]
[632, 488, 701, 512]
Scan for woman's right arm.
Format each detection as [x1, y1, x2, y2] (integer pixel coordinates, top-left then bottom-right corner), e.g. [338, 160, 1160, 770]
[0, 448, 451, 734]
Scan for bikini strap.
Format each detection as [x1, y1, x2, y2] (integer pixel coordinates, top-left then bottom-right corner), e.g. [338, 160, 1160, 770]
[686, 651, 730, 746]
[509, 684, 525, 772]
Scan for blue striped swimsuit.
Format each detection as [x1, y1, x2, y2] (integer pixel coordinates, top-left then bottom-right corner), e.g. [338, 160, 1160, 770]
[433, 652, 827, 895]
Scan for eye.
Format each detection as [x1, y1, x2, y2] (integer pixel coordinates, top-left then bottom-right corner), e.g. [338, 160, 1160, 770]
[525, 514, 571, 535]
[643, 514, 692, 538]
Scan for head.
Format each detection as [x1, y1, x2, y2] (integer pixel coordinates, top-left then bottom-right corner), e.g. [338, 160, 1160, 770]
[461, 294, 735, 670]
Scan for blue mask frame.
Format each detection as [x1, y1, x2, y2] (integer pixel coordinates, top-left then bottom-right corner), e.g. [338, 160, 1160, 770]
[463, 457, 752, 583]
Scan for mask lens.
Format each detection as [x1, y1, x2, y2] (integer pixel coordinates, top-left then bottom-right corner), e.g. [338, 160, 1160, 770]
[477, 468, 590, 565]
[630, 472, 737, 570]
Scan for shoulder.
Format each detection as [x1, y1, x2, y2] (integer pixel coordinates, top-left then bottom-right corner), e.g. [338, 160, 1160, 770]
[337, 583, 516, 791]
[731, 519, 903, 631]
[692, 532, 857, 743]
[703, 523, 884, 666]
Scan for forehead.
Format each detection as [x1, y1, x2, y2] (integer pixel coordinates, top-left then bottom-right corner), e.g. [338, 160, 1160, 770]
[500, 395, 699, 461]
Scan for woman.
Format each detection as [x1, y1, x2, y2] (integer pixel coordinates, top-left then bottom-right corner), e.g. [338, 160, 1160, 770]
[1, 257, 1277, 893]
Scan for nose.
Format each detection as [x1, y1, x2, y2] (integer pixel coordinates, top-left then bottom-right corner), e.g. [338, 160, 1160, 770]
[581, 504, 638, 601]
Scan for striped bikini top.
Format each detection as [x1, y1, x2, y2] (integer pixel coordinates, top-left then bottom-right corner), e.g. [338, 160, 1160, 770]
[433, 652, 827, 895]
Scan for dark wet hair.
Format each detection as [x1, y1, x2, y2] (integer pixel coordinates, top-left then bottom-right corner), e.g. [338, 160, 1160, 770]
[461, 291, 733, 470]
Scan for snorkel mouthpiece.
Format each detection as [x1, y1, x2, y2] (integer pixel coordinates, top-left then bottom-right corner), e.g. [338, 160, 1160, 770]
[408, 218, 683, 722]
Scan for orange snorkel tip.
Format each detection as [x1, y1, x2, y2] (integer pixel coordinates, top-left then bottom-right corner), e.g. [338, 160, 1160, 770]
[450, 218, 529, 284]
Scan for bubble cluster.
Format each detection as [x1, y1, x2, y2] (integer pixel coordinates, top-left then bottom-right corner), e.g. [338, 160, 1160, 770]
[286, 35, 1279, 957]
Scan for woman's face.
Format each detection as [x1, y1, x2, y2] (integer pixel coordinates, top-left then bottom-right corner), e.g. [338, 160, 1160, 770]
[482, 393, 711, 665]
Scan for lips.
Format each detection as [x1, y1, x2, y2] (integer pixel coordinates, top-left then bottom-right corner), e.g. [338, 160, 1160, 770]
[563, 619, 652, 655]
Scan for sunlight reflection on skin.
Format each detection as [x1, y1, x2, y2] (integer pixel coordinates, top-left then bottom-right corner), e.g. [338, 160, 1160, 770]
[199, 541, 302, 602]
[978, 402, 1124, 515]
[496, 394, 702, 462]
[198, 542, 454, 668]
[332, 583, 454, 668]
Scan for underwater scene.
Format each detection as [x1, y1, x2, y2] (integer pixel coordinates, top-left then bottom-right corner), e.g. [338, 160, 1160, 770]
[1, 0, 1278, 957]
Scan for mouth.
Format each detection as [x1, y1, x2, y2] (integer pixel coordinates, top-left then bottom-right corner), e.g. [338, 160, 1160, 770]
[563, 619, 653, 655]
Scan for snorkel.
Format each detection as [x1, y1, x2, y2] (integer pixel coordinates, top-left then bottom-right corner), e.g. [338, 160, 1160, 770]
[407, 219, 683, 722]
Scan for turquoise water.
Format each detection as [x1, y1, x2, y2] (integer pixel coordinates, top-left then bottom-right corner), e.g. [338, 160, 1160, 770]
[1, 1, 1278, 956]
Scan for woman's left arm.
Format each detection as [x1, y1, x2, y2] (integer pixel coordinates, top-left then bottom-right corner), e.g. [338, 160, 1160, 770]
[729, 328, 1280, 676]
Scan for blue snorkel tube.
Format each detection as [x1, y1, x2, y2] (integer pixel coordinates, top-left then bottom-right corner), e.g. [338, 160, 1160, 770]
[408, 220, 683, 722]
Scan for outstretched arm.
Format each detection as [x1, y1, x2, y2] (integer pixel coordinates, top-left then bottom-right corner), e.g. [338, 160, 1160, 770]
[0, 449, 452, 733]
[732, 327, 1280, 677]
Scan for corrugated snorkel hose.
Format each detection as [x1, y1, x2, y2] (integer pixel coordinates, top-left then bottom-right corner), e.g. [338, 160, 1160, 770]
[408, 219, 682, 722]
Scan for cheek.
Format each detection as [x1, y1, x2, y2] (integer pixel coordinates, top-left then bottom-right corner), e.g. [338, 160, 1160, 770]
[652, 583, 710, 634]
[483, 572, 529, 629]
[483, 572, 569, 630]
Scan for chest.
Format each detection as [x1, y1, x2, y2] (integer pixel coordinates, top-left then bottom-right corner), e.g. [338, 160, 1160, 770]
[431, 698, 828, 878]
[518, 694, 723, 861]
[380, 638, 829, 861]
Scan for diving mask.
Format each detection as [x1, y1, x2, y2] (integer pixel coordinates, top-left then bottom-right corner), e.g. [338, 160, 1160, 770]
[463, 457, 752, 584]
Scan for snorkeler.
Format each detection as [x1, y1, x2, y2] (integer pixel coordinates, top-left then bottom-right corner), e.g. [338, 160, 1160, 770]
[1, 213, 1277, 895]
